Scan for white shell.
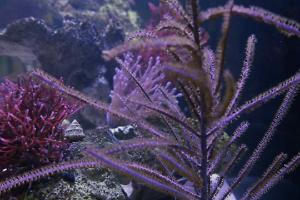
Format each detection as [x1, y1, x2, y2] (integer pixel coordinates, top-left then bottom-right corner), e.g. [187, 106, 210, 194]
[64, 120, 85, 142]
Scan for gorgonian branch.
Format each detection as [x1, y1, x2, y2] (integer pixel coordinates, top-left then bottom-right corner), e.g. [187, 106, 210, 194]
[215, 0, 234, 94]
[248, 152, 300, 200]
[86, 148, 200, 200]
[200, 5, 300, 37]
[208, 72, 300, 136]
[219, 85, 299, 200]
[225, 34, 256, 116]
[0, 160, 100, 195]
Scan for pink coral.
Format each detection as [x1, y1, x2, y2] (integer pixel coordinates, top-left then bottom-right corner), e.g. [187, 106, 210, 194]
[107, 54, 181, 127]
[0, 75, 79, 175]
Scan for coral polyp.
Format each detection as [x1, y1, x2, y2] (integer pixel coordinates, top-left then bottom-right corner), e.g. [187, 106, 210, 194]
[0, 75, 79, 175]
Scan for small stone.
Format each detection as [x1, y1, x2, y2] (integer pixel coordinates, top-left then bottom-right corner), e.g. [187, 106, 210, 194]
[109, 125, 135, 140]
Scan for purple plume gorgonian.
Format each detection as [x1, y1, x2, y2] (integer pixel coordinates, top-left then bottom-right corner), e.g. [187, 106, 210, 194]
[28, 36, 300, 200]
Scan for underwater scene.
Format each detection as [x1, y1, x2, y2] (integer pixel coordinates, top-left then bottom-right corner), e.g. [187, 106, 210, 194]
[0, 0, 299, 200]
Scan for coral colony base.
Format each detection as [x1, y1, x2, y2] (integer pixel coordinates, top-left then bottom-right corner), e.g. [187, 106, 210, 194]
[0, 0, 300, 200]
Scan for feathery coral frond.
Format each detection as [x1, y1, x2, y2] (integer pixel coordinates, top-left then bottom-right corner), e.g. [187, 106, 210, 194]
[248, 152, 300, 200]
[225, 35, 256, 115]
[219, 85, 299, 200]
[161, 0, 193, 28]
[209, 121, 249, 174]
[103, 36, 197, 61]
[215, 0, 234, 93]
[0, 160, 99, 195]
[208, 72, 300, 136]
[200, 5, 300, 37]
[241, 153, 288, 200]
[157, 151, 202, 187]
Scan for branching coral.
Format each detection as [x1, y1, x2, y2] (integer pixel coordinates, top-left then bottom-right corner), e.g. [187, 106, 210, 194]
[0, 75, 79, 176]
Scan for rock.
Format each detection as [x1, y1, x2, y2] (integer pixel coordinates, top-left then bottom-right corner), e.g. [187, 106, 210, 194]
[0, 17, 106, 86]
[109, 125, 136, 140]
[0, 0, 141, 127]
[49, 0, 140, 33]
[27, 168, 126, 200]
[120, 182, 134, 198]
[0, 0, 61, 29]
[27, 127, 128, 200]
[0, 17, 115, 127]
[66, 126, 115, 161]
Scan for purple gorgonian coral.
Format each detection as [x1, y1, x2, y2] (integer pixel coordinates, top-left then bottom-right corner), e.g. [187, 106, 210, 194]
[28, 36, 300, 200]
